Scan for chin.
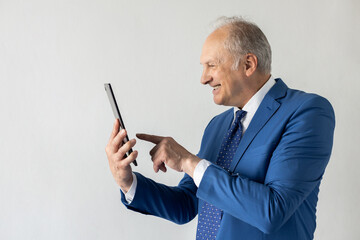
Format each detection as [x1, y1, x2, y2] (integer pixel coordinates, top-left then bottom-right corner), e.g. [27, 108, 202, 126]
[213, 96, 225, 106]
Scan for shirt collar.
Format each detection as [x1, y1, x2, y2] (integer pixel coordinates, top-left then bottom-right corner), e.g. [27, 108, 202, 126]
[233, 75, 276, 126]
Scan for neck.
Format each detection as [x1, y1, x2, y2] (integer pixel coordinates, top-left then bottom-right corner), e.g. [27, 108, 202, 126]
[237, 73, 271, 108]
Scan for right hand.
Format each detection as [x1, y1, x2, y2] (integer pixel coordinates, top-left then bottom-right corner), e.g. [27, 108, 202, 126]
[105, 119, 138, 193]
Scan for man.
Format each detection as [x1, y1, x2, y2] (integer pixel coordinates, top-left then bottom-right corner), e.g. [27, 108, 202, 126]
[105, 16, 335, 240]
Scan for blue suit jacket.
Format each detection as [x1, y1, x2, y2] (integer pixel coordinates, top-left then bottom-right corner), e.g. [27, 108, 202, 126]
[121, 79, 335, 240]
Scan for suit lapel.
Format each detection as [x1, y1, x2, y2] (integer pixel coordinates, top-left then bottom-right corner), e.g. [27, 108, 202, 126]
[229, 79, 287, 172]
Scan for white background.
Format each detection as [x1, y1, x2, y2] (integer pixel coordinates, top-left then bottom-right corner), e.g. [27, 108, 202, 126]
[1, 0, 359, 239]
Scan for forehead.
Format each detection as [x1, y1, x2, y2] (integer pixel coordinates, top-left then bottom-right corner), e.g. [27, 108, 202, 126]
[200, 29, 229, 64]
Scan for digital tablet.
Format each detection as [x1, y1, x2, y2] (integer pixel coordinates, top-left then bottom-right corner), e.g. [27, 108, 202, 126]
[104, 83, 137, 166]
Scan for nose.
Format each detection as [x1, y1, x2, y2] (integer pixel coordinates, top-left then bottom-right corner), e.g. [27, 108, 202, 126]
[201, 68, 212, 85]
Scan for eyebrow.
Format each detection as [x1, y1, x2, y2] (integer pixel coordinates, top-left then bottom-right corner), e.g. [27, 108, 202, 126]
[200, 60, 217, 65]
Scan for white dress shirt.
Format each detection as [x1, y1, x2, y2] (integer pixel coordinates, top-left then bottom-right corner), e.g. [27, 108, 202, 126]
[123, 76, 276, 203]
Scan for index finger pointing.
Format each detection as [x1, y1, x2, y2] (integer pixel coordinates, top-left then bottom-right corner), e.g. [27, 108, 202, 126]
[136, 133, 164, 144]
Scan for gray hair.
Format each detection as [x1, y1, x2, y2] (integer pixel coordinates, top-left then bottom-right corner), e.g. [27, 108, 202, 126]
[214, 16, 272, 74]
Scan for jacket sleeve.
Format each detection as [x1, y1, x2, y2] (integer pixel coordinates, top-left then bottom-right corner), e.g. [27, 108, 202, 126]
[119, 117, 220, 224]
[120, 171, 198, 225]
[196, 96, 335, 234]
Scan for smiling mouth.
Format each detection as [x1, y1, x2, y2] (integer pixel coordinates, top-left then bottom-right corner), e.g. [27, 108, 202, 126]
[213, 84, 221, 90]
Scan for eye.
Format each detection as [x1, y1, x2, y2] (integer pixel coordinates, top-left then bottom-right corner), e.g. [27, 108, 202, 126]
[208, 64, 215, 68]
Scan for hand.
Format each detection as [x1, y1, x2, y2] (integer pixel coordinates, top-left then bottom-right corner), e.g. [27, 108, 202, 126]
[136, 134, 200, 177]
[105, 119, 138, 193]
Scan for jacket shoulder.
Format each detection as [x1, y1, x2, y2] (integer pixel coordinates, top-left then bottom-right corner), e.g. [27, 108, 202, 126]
[207, 108, 233, 127]
[282, 87, 334, 114]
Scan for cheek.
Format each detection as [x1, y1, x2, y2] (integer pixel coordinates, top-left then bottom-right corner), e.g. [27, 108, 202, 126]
[210, 69, 219, 79]
[229, 81, 243, 97]
[228, 72, 243, 91]
[221, 76, 234, 93]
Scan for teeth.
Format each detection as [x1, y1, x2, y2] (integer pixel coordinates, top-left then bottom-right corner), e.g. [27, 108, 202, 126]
[214, 85, 220, 90]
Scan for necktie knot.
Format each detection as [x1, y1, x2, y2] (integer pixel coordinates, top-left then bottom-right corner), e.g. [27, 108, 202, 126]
[234, 110, 246, 126]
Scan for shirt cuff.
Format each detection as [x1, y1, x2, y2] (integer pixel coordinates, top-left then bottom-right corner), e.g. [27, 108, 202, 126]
[120, 172, 137, 204]
[193, 159, 212, 187]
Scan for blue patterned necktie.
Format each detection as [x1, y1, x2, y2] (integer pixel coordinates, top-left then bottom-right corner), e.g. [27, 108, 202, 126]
[196, 110, 247, 240]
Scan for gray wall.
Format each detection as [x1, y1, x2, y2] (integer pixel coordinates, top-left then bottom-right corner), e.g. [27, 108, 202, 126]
[1, 0, 359, 239]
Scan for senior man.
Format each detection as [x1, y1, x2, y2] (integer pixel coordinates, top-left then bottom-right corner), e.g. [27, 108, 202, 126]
[105, 16, 335, 240]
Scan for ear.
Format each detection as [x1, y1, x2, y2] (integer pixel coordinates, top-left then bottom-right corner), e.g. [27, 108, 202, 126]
[244, 53, 258, 77]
